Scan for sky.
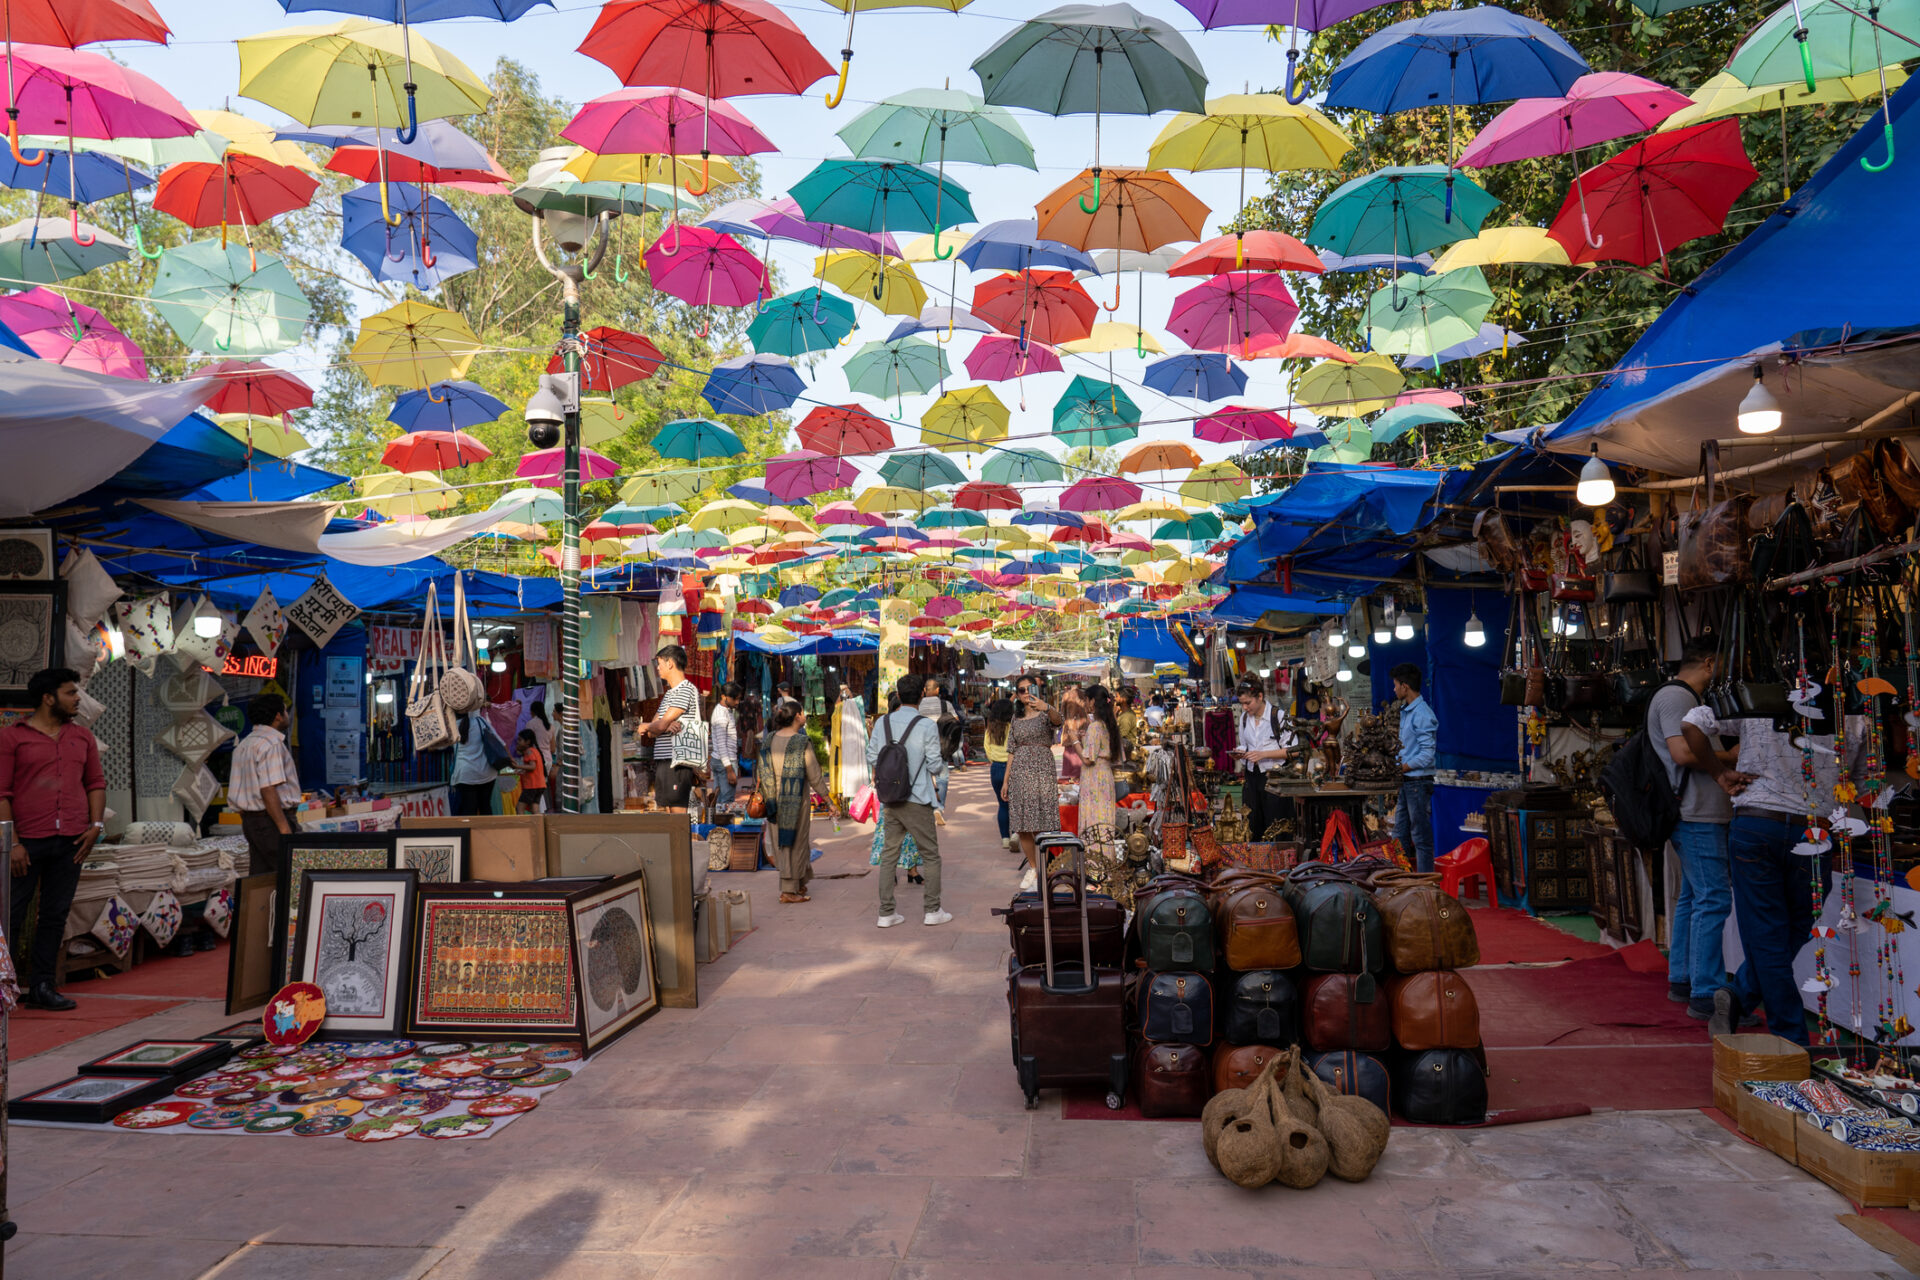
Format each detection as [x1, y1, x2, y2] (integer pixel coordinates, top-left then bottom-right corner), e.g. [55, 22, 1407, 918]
[111, 0, 1328, 507]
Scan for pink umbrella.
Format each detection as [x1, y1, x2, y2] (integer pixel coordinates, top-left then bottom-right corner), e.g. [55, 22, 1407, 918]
[1398, 388, 1469, 408]
[0, 286, 145, 379]
[964, 333, 1062, 382]
[517, 446, 620, 489]
[1457, 73, 1691, 168]
[813, 501, 882, 527]
[1060, 475, 1142, 512]
[561, 87, 775, 162]
[765, 449, 857, 501]
[752, 196, 899, 257]
[1168, 273, 1298, 358]
[1104, 530, 1152, 552]
[644, 225, 771, 314]
[1196, 404, 1294, 443]
[924, 595, 963, 618]
[0, 43, 196, 147]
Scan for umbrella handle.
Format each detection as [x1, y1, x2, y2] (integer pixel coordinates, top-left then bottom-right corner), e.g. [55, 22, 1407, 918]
[615, 253, 629, 284]
[421, 235, 437, 270]
[685, 153, 713, 197]
[396, 86, 419, 146]
[931, 228, 955, 260]
[825, 52, 853, 109]
[1077, 169, 1102, 215]
[248, 244, 258, 273]
[427, 383, 448, 404]
[698, 314, 712, 339]
[1442, 174, 1453, 225]
[380, 180, 404, 229]
[1865, 122, 1896, 173]
[5, 115, 40, 167]
[1573, 172, 1604, 250]
[1103, 273, 1120, 311]
[656, 224, 682, 257]
[130, 224, 163, 261]
[1796, 31, 1817, 94]
[1284, 48, 1311, 106]
[1136, 333, 1146, 357]
[68, 205, 93, 248]
[873, 265, 885, 301]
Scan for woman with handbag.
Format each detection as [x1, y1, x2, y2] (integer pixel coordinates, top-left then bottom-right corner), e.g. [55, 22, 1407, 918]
[646, 644, 703, 813]
[1003, 678, 1064, 875]
[758, 702, 825, 903]
[450, 713, 500, 815]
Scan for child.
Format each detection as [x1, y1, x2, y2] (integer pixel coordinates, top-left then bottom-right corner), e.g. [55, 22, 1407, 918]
[515, 729, 547, 813]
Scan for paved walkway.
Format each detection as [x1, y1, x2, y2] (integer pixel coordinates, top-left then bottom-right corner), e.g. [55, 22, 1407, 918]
[2, 767, 1906, 1279]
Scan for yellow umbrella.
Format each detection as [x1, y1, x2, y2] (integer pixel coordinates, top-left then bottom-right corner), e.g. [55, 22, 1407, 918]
[780, 529, 820, 544]
[1149, 541, 1186, 560]
[1660, 68, 1910, 132]
[620, 468, 703, 505]
[1430, 227, 1572, 272]
[920, 385, 1009, 453]
[236, 18, 491, 129]
[357, 470, 455, 518]
[820, 0, 972, 108]
[901, 230, 972, 262]
[1118, 439, 1201, 474]
[1114, 499, 1188, 523]
[815, 251, 927, 316]
[689, 499, 765, 531]
[984, 522, 1038, 547]
[213, 412, 309, 458]
[1060, 322, 1164, 356]
[760, 506, 817, 534]
[1179, 461, 1250, 506]
[191, 110, 321, 173]
[1294, 353, 1403, 418]
[855, 485, 936, 514]
[351, 300, 481, 389]
[579, 398, 630, 447]
[727, 524, 777, 547]
[560, 148, 743, 189]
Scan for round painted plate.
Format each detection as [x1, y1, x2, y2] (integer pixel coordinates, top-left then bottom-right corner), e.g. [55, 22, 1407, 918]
[529, 1045, 582, 1065]
[189, 1104, 267, 1130]
[417, 1042, 471, 1058]
[385, 1056, 435, 1073]
[323, 1063, 379, 1081]
[289, 1054, 346, 1075]
[365, 1091, 449, 1119]
[345, 1115, 421, 1142]
[294, 1098, 363, 1121]
[343, 1039, 415, 1060]
[113, 1101, 201, 1129]
[519, 1068, 574, 1089]
[466, 1093, 538, 1117]
[406, 1073, 455, 1092]
[446, 1078, 512, 1101]
[306, 1040, 356, 1053]
[283, 1084, 356, 1106]
[218, 1086, 278, 1105]
[267, 1061, 319, 1080]
[244, 1112, 303, 1134]
[424, 1058, 488, 1079]
[364, 1069, 423, 1087]
[291, 1113, 354, 1137]
[263, 982, 327, 1047]
[482, 1061, 542, 1080]
[347, 1081, 401, 1102]
[177, 1074, 256, 1099]
[420, 1114, 494, 1140]
[469, 1042, 534, 1060]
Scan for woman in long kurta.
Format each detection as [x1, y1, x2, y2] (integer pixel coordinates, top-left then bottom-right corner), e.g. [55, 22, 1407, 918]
[758, 702, 825, 903]
[1078, 684, 1119, 851]
[1059, 683, 1086, 782]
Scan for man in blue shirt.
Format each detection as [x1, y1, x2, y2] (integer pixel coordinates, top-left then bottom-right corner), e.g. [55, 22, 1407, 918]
[865, 673, 950, 929]
[1391, 663, 1439, 872]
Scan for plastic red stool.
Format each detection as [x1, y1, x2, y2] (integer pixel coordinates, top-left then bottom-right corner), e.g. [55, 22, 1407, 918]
[1437, 837, 1497, 906]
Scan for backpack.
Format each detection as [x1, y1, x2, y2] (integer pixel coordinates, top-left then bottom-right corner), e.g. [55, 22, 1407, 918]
[873, 713, 926, 806]
[1598, 680, 1694, 855]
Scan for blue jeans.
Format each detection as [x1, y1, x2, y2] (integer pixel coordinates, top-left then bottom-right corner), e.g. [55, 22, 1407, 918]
[711, 768, 737, 808]
[1396, 776, 1436, 872]
[1727, 814, 1815, 1044]
[990, 761, 1009, 839]
[1669, 820, 1733, 1000]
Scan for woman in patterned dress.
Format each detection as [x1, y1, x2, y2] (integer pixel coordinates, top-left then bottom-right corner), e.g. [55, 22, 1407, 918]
[1078, 685, 1119, 853]
[1002, 677, 1063, 875]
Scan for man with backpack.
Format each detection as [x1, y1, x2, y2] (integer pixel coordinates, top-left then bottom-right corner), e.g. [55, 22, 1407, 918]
[866, 673, 950, 929]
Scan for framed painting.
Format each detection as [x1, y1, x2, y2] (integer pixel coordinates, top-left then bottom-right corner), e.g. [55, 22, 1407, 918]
[544, 815, 698, 1009]
[0, 528, 54, 581]
[392, 829, 469, 884]
[0, 580, 65, 707]
[405, 885, 582, 1041]
[274, 833, 395, 988]
[568, 870, 658, 1053]
[204, 1020, 266, 1045]
[402, 814, 542, 883]
[8, 1074, 174, 1123]
[80, 1039, 234, 1078]
[224, 872, 278, 1016]
[294, 869, 418, 1039]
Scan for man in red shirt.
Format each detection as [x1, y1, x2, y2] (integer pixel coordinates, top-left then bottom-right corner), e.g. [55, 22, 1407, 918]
[0, 667, 106, 1011]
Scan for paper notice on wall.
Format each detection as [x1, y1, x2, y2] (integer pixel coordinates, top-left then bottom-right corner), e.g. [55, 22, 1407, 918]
[325, 732, 362, 784]
[322, 706, 361, 734]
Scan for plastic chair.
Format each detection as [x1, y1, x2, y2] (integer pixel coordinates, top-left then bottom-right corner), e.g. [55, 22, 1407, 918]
[1437, 837, 1497, 906]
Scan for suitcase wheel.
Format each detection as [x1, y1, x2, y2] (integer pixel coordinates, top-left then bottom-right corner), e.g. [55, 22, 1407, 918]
[1104, 1092, 1122, 1111]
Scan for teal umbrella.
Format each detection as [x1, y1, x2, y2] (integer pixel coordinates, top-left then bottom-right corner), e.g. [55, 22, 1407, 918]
[880, 449, 969, 490]
[982, 446, 1065, 485]
[1158, 511, 1224, 541]
[1728, 0, 1920, 89]
[653, 417, 746, 463]
[1307, 165, 1499, 261]
[1370, 403, 1464, 444]
[660, 527, 729, 550]
[844, 337, 950, 409]
[748, 287, 857, 355]
[599, 501, 678, 526]
[1052, 374, 1141, 448]
[1308, 422, 1374, 465]
[820, 587, 858, 606]
[920, 504, 987, 528]
[1362, 267, 1494, 359]
[491, 488, 565, 522]
[150, 240, 310, 356]
[837, 88, 1035, 259]
[789, 159, 975, 238]
[1079, 563, 1133, 581]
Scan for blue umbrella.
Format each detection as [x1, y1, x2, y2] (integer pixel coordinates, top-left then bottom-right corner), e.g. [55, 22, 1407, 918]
[341, 183, 477, 289]
[1318, 248, 1432, 274]
[1325, 8, 1588, 116]
[1402, 321, 1527, 369]
[884, 306, 997, 343]
[275, 118, 497, 170]
[654, 417, 745, 463]
[1011, 508, 1085, 528]
[999, 559, 1053, 578]
[727, 482, 778, 504]
[1086, 582, 1132, 603]
[702, 353, 804, 416]
[389, 380, 507, 431]
[698, 198, 777, 240]
[957, 218, 1097, 274]
[1143, 352, 1246, 401]
[0, 146, 150, 204]
[779, 584, 821, 607]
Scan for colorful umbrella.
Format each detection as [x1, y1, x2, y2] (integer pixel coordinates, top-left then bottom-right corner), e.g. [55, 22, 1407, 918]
[789, 158, 974, 238]
[765, 449, 857, 500]
[1060, 475, 1142, 511]
[1660, 67, 1910, 132]
[957, 217, 1097, 273]
[1196, 405, 1293, 443]
[0, 285, 144, 378]
[970, 268, 1096, 347]
[654, 417, 746, 463]
[563, 85, 774, 158]
[1306, 421, 1374, 465]
[1363, 266, 1494, 358]
[0, 215, 125, 283]
[1307, 165, 1499, 261]
[1457, 72, 1692, 168]
[702, 352, 803, 415]
[1178, 461, 1247, 504]
[645, 224, 771, 312]
[1118, 439, 1202, 473]
[237, 17, 491, 135]
[558, 147, 742, 189]
[1429, 225, 1573, 271]
[150, 240, 310, 355]
[351, 299, 482, 389]
[1168, 272, 1299, 356]
[845, 336, 949, 403]
[954, 480, 1023, 510]
[837, 87, 1034, 258]
[0, 43, 196, 147]
[552, 327, 664, 391]
[518, 446, 621, 489]
[1147, 93, 1349, 257]
[747, 287, 856, 354]
[815, 249, 926, 313]
[1034, 166, 1209, 252]
[855, 485, 938, 514]
[887, 305, 996, 344]
[1546, 119, 1757, 267]
[880, 449, 969, 489]
[964, 333, 1063, 381]
[921, 385, 1009, 453]
[0, 142, 150, 206]
[1053, 375, 1141, 447]
[621, 469, 705, 505]
[1324, 7, 1589, 115]
[1169, 230, 1321, 276]
[1143, 352, 1246, 400]
[814, 502, 883, 527]
[1369, 403, 1464, 444]
[202, 359, 314, 418]
[1293, 352, 1403, 417]
[388, 379, 504, 430]
[798, 403, 894, 455]
[340, 181, 477, 288]
[578, 0, 833, 113]
[1243, 330, 1358, 361]
[382, 430, 490, 470]
[752, 195, 899, 256]
[308, 118, 510, 188]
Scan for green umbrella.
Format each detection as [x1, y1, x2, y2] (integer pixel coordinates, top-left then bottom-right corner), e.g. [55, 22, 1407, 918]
[880, 449, 969, 490]
[1370, 403, 1465, 444]
[982, 446, 1065, 485]
[1728, 0, 1916, 159]
[1159, 511, 1224, 541]
[1079, 563, 1133, 581]
[844, 337, 950, 409]
[748, 288, 857, 356]
[1308, 422, 1374, 465]
[789, 159, 975, 236]
[491, 488, 565, 522]
[1363, 267, 1494, 359]
[1052, 374, 1141, 448]
[653, 417, 746, 463]
[150, 240, 310, 356]
[920, 504, 987, 528]
[837, 88, 1035, 259]
[659, 527, 728, 551]
[1307, 165, 1499, 261]
[0, 217, 128, 284]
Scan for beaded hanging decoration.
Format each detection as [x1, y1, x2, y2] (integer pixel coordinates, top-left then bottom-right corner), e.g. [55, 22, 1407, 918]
[1798, 618, 1839, 1047]
[1830, 586, 1867, 1065]
[1856, 611, 1911, 1062]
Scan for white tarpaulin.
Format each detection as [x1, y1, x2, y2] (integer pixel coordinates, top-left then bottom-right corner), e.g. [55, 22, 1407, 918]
[0, 361, 213, 516]
[138, 499, 505, 568]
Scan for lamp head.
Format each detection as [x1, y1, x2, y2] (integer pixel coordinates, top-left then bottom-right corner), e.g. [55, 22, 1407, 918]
[1576, 443, 1617, 506]
[1738, 364, 1782, 434]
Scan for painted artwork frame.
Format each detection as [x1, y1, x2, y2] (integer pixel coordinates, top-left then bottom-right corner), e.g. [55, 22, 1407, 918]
[402, 814, 542, 883]
[392, 829, 469, 884]
[0, 528, 54, 581]
[543, 814, 698, 1009]
[8, 1074, 175, 1123]
[204, 1020, 266, 1045]
[294, 869, 418, 1039]
[0, 580, 65, 707]
[79, 1039, 235, 1078]
[274, 833, 395, 988]
[405, 884, 583, 1041]
[225, 872, 278, 1016]
[568, 869, 658, 1053]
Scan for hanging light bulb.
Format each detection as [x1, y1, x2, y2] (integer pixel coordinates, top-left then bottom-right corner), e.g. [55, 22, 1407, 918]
[375, 686, 395, 705]
[1234, 638, 1247, 649]
[1258, 666, 1272, 678]
[193, 613, 223, 638]
[491, 657, 507, 672]
[1575, 443, 1616, 506]
[105, 625, 125, 661]
[1738, 364, 1782, 434]
[1373, 600, 1392, 645]
[1395, 612, 1415, 641]
[1335, 660, 1353, 683]
[1463, 610, 1486, 648]
[1347, 639, 1366, 658]
[1551, 610, 1567, 636]
[476, 633, 491, 651]
[1326, 623, 1345, 647]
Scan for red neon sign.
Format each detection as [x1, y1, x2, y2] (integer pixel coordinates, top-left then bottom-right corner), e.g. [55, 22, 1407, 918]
[222, 653, 278, 678]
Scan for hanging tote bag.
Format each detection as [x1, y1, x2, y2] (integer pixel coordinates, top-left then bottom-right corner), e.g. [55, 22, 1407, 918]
[406, 583, 456, 751]
[670, 693, 711, 777]
[439, 572, 488, 714]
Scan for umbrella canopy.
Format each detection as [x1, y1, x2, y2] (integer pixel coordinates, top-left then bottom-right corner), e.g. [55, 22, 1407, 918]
[382, 430, 491, 470]
[837, 87, 1035, 167]
[1053, 375, 1141, 446]
[880, 450, 969, 489]
[1244, 330, 1358, 361]
[621, 469, 705, 505]
[340, 181, 478, 288]
[313, 117, 509, 186]
[577, 0, 834, 97]
[491, 488, 565, 522]
[971, 4, 1208, 117]
[0, 286, 145, 379]
[1306, 421, 1373, 464]
[765, 449, 857, 500]
[1729, 0, 1920, 85]
[1143, 353, 1245, 400]
[358, 469, 454, 516]
[856, 485, 938, 515]
[1363, 267, 1494, 358]
[815, 250, 927, 316]
[558, 147, 742, 189]
[921, 384, 1010, 453]
[971, 268, 1096, 346]
[153, 156, 317, 228]
[0, 1, 169, 46]
[887, 305, 997, 343]
[1118, 439, 1202, 473]
[1659, 67, 1910, 131]
[518, 446, 621, 488]
[954, 481, 1023, 510]
[748, 287, 856, 354]
[982, 449, 1067, 487]
[561, 86, 775, 159]
[1168, 272, 1299, 356]
[1196, 404, 1293, 442]
[0, 43, 197, 140]
[1429, 225, 1572, 271]
[202, 359, 314, 417]
[702, 352, 803, 415]
[1294, 352, 1403, 417]
[1324, 6, 1589, 114]
[0, 144, 151, 203]
[1457, 72, 1692, 167]
[845, 337, 950, 401]
[1546, 119, 1757, 267]
[1146, 94, 1350, 199]
[654, 417, 746, 462]
[1369, 403, 1464, 443]
[584, 398, 636, 448]
[815, 502, 883, 527]
[236, 18, 491, 128]
[1061, 475, 1141, 511]
[1059, 322, 1162, 355]
[1307, 165, 1499, 258]
[790, 158, 974, 234]
[351, 299, 482, 389]
[1179, 459, 1250, 505]
[1169, 230, 1321, 275]
[965, 333, 1063, 381]
[798, 403, 894, 455]
[752, 195, 899, 255]
[1034, 167, 1209, 252]
[958, 218, 1098, 273]
[554, 327, 664, 391]
[0, 216, 126, 283]
[387, 379, 505, 431]
[150, 240, 311, 355]
[644, 224, 770, 307]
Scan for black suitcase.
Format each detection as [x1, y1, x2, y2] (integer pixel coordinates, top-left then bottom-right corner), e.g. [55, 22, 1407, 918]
[1221, 970, 1297, 1047]
[1307, 1049, 1391, 1118]
[1135, 877, 1214, 972]
[994, 875, 1125, 969]
[1008, 833, 1128, 1111]
[1136, 971, 1214, 1046]
[1393, 1047, 1489, 1125]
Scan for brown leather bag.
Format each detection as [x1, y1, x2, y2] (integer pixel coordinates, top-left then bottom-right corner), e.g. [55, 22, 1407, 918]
[1852, 447, 1913, 538]
[1473, 508, 1520, 574]
[1134, 1041, 1212, 1118]
[1300, 972, 1391, 1053]
[1678, 453, 1753, 591]
[1210, 871, 1301, 971]
[1877, 438, 1920, 511]
[1387, 970, 1482, 1051]
[1373, 871, 1481, 972]
[1212, 1042, 1284, 1095]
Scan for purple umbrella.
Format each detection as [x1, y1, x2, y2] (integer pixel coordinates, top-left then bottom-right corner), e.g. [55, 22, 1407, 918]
[1457, 73, 1691, 168]
[1173, 0, 1399, 100]
[751, 196, 899, 257]
[765, 449, 858, 501]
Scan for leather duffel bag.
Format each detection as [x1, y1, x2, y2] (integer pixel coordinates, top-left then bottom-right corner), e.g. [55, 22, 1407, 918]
[1285, 863, 1384, 974]
[1212, 1042, 1285, 1095]
[1387, 971, 1482, 1051]
[1393, 1047, 1488, 1125]
[1135, 877, 1214, 972]
[1210, 871, 1301, 971]
[1373, 871, 1480, 972]
[1134, 1041, 1212, 1118]
[1137, 971, 1214, 1047]
[1220, 969, 1297, 1048]
[1300, 972, 1391, 1053]
[1306, 1049, 1391, 1119]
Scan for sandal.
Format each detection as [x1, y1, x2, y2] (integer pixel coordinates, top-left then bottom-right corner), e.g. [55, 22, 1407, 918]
[779, 893, 802, 904]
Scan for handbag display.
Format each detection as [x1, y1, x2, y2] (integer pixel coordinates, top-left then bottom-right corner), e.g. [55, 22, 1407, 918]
[1307, 1049, 1391, 1118]
[404, 582, 456, 751]
[1221, 970, 1298, 1047]
[1549, 533, 1596, 602]
[1212, 1042, 1284, 1094]
[997, 872, 1126, 970]
[1386, 970, 1482, 1051]
[1135, 877, 1214, 971]
[1879, 437, 1920, 511]
[1729, 603, 1792, 721]
[1602, 536, 1658, 603]
[1138, 971, 1214, 1047]
[1473, 508, 1520, 574]
[1210, 871, 1301, 971]
[1392, 1047, 1489, 1125]
[1851, 446, 1913, 539]
[1300, 972, 1392, 1053]
[1372, 871, 1480, 972]
[1678, 455, 1754, 591]
[438, 573, 488, 715]
[1133, 1042, 1212, 1118]
[1285, 863, 1384, 974]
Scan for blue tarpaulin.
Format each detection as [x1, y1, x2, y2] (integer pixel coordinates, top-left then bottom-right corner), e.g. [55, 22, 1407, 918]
[1118, 617, 1193, 667]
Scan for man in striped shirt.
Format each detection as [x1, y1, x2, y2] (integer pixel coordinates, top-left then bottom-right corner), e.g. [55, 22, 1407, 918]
[646, 645, 703, 813]
[229, 693, 301, 875]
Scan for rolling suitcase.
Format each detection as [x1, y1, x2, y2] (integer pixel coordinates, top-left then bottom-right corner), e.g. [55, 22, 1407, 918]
[994, 875, 1126, 969]
[1008, 833, 1128, 1111]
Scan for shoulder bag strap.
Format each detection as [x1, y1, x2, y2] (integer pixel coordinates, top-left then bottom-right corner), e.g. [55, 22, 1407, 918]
[449, 572, 473, 671]
[410, 583, 443, 701]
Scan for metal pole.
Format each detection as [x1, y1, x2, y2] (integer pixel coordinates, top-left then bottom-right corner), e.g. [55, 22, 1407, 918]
[559, 293, 582, 815]
[1, 815, 13, 1270]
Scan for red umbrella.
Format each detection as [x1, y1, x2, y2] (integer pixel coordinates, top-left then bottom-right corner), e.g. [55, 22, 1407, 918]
[1196, 405, 1293, 443]
[547, 327, 663, 391]
[1168, 272, 1299, 357]
[153, 156, 317, 228]
[2, 1, 168, 46]
[972, 269, 1096, 348]
[750, 546, 811, 565]
[1239, 331, 1356, 362]
[797, 404, 892, 456]
[1169, 231, 1322, 277]
[327, 147, 510, 190]
[382, 431, 491, 471]
[562, 87, 775, 160]
[1059, 477, 1139, 512]
[1052, 520, 1113, 543]
[200, 359, 312, 417]
[953, 480, 1022, 511]
[1546, 119, 1757, 269]
[736, 597, 774, 615]
[964, 333, 1062, 383]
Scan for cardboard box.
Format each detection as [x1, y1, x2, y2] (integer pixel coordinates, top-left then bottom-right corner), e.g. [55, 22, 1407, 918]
[1713, 1071, 1740, 1117]
[1734, 1086, 1801, 1164]
[1794, 1113, 1920, 1207]
[693, 891, 729, 964]
[1712, 1033, 1809, 1083]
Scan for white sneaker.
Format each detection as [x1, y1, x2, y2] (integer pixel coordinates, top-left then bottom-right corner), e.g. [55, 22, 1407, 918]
[923, 910, 953, 926]
[876, 913, 906, 929]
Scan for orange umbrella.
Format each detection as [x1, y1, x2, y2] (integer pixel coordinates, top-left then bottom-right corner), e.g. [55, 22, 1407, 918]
[1118, 439, 1201, 474]
[1034, 167, 1209, 253]
[1241, 331, 1358, 362]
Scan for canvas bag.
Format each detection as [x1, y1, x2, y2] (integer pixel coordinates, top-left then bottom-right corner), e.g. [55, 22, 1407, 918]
[407, 582, 457, 751]
[670, 689, 710, 774]
[439, 573, 488, 714]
